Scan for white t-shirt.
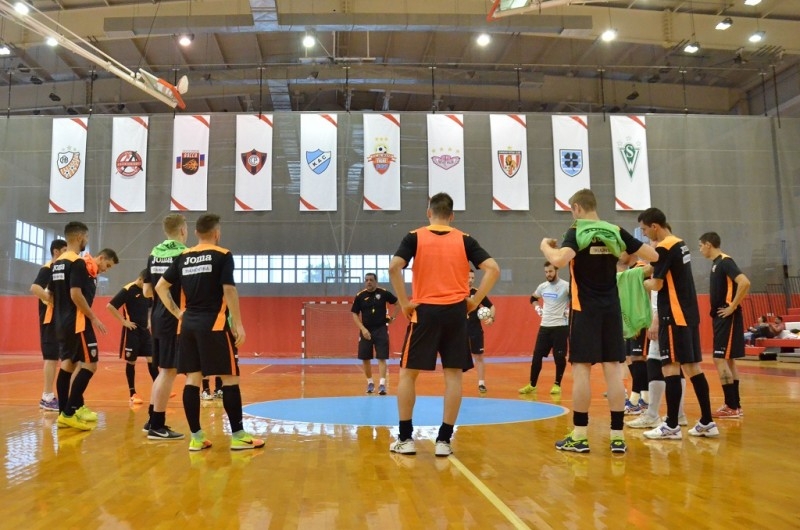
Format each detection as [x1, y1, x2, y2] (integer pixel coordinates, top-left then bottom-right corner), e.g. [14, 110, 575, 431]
[534, 278, 569, 327]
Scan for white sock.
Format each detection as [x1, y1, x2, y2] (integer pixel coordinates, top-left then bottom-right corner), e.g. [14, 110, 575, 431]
[367, 378, 374, 384]
[478, 380, 485, 386]
[630, 391, 640, 404]
[42, 392, 54, 401]
[610, 429, 624, 439]
[648, 380, 665, 419]
[573, 425, 588, 439]
[379, 378, 386, 385]
[679, 378, 687, 418]
[641, 390, 649, 404]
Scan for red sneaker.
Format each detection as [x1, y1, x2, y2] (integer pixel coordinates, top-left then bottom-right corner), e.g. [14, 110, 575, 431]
[711, 405, 741, 419]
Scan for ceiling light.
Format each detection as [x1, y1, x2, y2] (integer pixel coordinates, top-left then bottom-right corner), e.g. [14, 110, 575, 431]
[476, 33, 491, 47]
[715, 17, 733, 30]
[49, 92, 61, 102]
[178, 33, 194, 47]
[600, 29, 617, 42]
[30, 75, 42, 84]
[45, 36, 58, 47]
[744, 0, 761, 5]
[684, 42, 700, 54]
[302, 34, 316, 48]
[626, 90, 640, 101]
[13, 2, 30, 15]
[0, 45, 10, 56]
[749, 30, 765, 43]
[66, 108, 78, 115]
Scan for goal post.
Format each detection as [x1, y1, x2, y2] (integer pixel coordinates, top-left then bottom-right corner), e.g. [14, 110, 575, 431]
[301, 301, 357, 358]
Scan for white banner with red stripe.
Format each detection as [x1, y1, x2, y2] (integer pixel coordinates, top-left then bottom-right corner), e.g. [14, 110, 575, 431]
[551, 115, 591, 211]
[490, 114, 529, 210]
[171, 115, 210, 211]
[49, 117, 88, 213]
[109, 116, 148, 213]
[427, 114, 465, 210]
[235, 114, 273, 211]
[300, 113, 338, 211]
[362, 113, 401, 210]
[611, 115, 651, 211]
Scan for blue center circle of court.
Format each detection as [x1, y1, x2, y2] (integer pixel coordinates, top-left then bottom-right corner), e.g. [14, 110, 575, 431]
[243, 396, 567, 427]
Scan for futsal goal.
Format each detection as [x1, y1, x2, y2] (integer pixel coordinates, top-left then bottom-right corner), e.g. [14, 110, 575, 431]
[301, 301, 357, 358]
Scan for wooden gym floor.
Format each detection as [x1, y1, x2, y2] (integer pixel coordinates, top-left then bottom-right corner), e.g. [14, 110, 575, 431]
[1, 353, 799, 529]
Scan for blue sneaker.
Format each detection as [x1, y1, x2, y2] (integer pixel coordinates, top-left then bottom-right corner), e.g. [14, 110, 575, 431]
[378, 384, 386, 395]
[555, 432, 590, 453]
[366, 382, 375, 394]
[624, 399, 643, 415]
[637, 398, 649, 411]
[39, 397, 59, 411]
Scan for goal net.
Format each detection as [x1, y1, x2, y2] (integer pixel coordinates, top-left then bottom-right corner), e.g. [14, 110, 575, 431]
[302, 301, 357, 358]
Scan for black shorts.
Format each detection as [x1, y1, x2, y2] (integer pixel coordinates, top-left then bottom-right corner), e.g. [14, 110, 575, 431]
[626, 331, 648, 358]
[568, 306, 625, 364]
[467, 332, 485, 355]
[533, 326, 568, 358]
[399, 301, 472, 371]
[178, 328, 240, 377]
[658, 320, 703, 365]
[60, 325, 99, 364]
[40, 324, 59, 361]
[152, 334, 179, 370]
[357, 326, 390, 360]
[713, 313, 745, 360]
[120, 326, 154, 361]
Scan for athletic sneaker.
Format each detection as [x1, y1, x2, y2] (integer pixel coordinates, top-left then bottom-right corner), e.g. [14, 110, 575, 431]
[478, 384, 487, 393]
[214, 389, 223, 399]
[366, 382, 375, 394]
[129, 393, 144, 405]
[550, 384, 561, 395]
[643, 422, 682, 440]
[75, 405, 98, 422]
[389, 439, 416, 455]
[610, 437, 627, 454]
[661, 415, 689, 427]
[39, 397, 59, 411]
[142, 420, 151, 432]
[378, 384, 387, 396]
[201, 390, 213, 401]
[518, 384, 536, 394]
[435, 441, 452, 457]
[189, 432, 212, 452]
[231, 432, 265, 451]
[626, 414, 661, 429]
[637, 399, 649, 411]
[737, 408, 744, 417]
[555, 432, 590, 453]
[624, 399, 644, 415]
[712, 405, 741, 419]
[148, 427, 185, 440]
[57, 412, 94, 431]
[688, 421, 720, 437]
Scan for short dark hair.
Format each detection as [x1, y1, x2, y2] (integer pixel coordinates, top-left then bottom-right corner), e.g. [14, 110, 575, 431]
[544, 261, 557, 270]
[97, 248, 119, 264]
[50, 239, 67, 256]
[568, 189, 596, 212]
[138, 268, 148, 280]
[429, 193, 454, 218]
[638, 207, 667, 227]
[365, 272, 377, 280]
[196, 214, 221, 235]
[699, 232, 721, 248]
[64, 221, 88, 239]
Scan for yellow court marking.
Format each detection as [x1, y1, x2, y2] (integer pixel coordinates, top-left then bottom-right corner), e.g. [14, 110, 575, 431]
[449, 454, 550, 530]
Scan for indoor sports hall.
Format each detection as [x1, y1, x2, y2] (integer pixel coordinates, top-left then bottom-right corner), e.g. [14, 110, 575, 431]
[1, 1, 800, 528]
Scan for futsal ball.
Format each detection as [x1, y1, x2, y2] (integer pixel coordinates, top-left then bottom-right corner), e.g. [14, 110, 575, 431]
[477, 306, 491, 321]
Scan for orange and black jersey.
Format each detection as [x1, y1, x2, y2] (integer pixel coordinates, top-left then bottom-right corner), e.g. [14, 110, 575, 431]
[467, 287, 493, 333]
[162, 244, 235, 332]
[109, 282, 151, 328]
[652, 235, 700, 327]
[709, 254, 743, 318]
[48, 250, 93, 338]
[145, 253, 182, 337]
[351, 287, 398, 330]
[394, 226, 491, 305]
[33, 261, 55, 328]
[561, 225, 642, 311]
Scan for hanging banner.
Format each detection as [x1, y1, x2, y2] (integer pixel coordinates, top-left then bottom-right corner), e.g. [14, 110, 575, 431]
[427, 114, 465, 210]
[611, 115, 651, 211]
[235, 114, 273, 211]
[490, 114, 529, 211]
[551, 115, 591, 211]
[49, 117, 88, 213]
[109, 116, 148, 213]
[171, 115, 210, 211]
[300, 113, 338, 211]
[362, 113, 401, 211]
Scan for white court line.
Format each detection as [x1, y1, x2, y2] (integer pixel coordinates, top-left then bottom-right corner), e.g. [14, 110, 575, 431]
[448, 454, 551, 530]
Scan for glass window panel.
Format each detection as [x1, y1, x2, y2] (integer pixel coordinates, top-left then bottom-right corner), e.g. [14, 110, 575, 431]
[349, 255, 363, 269]
[310, 269, 322, 283]
[256, 255, 270, 269]
[256, 270, 269, 283]
[35, 247, 43, 264]
[283, 269, 296, 283]
[242, 255, 255, 269]
[269, 255, 282, 268]
[37, 227, 45, 246]
[233, 270, 242, 284]
[283, 255, 295, 268]
[22, 222, 30, 243]
[14, 240, 21, 260]
[377, 255, 390, 269]
[363, 255, 376, 269]
[296, 270, 308, 283]
[403, 269, 413, 283]
[296, 255, 309, 269]
[377, 270, 390, 283]
[269, 270, 282, 283]
[242, 270, 256, 283]
[21, 242, 29, 261]
[309, 255, 322, 269]
[16, 220, 22, 239]
[322, 255, 336, 269]
[233, 255, 242, 268]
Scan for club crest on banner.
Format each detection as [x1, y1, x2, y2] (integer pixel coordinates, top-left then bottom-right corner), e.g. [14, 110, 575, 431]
[497, 150, 522, 178]
[431, 148, 461, 170]
[241, 149, 267, 175]
[617, 138, 641, 178]
[175, 151, 205, 175]
[115, 150, 144, 178]
[57, 148, 81, 179]
[559, 149, 583, 177]
[306, 149, 332, 174]
[366, 140, 396, 175]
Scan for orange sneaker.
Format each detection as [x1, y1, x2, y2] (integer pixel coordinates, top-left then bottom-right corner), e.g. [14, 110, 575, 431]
[129, 393, 144, 405]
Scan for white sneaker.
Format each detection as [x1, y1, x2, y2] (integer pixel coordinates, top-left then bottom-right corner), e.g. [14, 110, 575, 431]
[435, 441, 452, 457]
[661, 415, 689, 426]
[201, 390, 213, 401]
[389, 439, 416, 455]
[688, 421, 720, 437]
[626, 414, 661, 429]
[643, 422, 682, 440]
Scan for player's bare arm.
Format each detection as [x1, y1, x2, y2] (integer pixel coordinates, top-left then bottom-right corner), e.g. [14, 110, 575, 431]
[106, 303, 136, 329]
[540, 238, 575, 269]
[155, 277, 183, 321]
[389, 255, 417, 319]
[718, 273, 751, 318]
[71, 286, 107, 334]
[467, 258, 500, 313]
